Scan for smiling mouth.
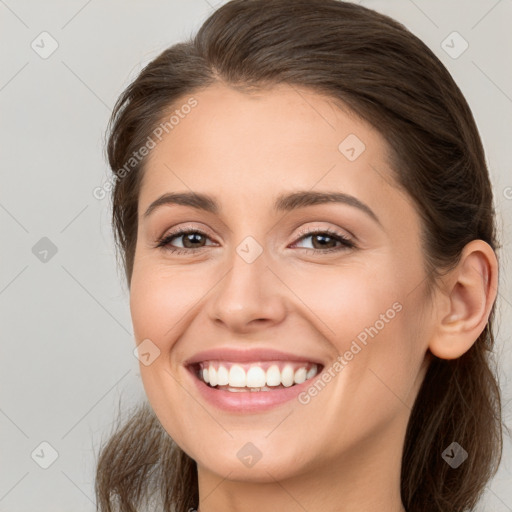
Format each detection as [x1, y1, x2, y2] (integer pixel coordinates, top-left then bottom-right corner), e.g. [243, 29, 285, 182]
[189, 360, 323, 392]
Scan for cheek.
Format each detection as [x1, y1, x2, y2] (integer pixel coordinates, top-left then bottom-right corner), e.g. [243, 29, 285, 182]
[288, 264, 420, 396]
[287, 262, 402, 344]
[129, 263, 202, 444]
[129, 262, 203, 347]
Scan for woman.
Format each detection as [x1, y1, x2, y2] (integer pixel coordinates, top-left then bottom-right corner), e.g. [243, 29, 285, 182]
[95, 1, 503, 511]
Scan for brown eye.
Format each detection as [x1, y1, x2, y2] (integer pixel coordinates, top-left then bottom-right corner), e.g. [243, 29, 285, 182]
[156, 229, 215, 253]
[180, 232, 207, 248]
[155, 227, 355, 256]
[292, 228, 355, 253]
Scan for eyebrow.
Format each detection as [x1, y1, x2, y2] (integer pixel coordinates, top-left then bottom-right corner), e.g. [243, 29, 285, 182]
[143, 190, 381, 226]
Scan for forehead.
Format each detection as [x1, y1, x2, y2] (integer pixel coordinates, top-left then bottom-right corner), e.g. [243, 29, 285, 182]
[151, 82, 388, 158]
[141, 82, 394, 199]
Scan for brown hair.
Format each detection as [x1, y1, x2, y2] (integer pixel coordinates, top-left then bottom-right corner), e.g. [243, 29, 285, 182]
[96, 1, 504, 510]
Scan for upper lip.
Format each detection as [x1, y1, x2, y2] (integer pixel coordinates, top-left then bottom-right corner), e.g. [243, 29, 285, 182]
[184, 347, 325, 366]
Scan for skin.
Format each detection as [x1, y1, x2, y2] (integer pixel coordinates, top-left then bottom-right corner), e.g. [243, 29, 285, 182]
[129, 82, 498, 512]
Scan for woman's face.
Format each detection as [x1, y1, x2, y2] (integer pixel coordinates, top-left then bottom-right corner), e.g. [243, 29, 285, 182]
[130, 83, 432, 482]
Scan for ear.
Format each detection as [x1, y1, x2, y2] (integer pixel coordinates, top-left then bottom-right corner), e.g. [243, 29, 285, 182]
[428, 240, 498, 360]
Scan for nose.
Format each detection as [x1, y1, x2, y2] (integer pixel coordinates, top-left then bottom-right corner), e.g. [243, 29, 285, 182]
[206, 242, 287, 334]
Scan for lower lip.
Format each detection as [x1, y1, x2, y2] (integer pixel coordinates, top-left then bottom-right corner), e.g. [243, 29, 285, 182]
[186, 366, 321, 413]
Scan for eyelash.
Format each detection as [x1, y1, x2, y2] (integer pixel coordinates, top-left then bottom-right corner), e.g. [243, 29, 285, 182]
[155, 226, 356, 256]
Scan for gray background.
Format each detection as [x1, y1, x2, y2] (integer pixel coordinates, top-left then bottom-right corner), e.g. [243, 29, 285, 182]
[0, 0, 511, 510]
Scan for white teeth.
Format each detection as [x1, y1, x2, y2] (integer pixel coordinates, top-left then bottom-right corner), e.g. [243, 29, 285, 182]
[216, 365, 229, 386]
[246, 366, 267, 387]
[294, 367, 307, 384]
[198, 361, 320, 390]
[281, 365, 295, 387]
[306, 364, 318, 380]
[209, 366, 217, 387]
[266, 365, 281, 386]
[228, 364, 246, 387]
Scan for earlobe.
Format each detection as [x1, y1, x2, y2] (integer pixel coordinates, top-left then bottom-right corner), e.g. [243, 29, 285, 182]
[428, 240, 498, 360]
